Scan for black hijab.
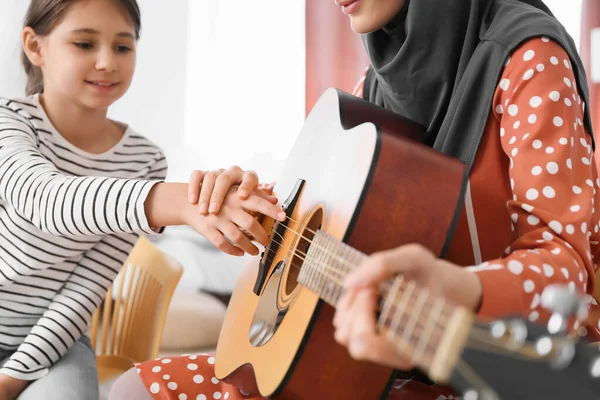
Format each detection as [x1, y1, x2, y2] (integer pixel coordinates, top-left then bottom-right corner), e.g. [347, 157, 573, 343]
[362, 0, 593, 170]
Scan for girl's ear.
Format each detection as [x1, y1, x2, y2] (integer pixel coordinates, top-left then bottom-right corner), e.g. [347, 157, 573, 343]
[22, 27, 45, 68]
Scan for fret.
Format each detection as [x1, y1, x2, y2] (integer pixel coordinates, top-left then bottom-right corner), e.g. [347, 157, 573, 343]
[312, 232, 325, 295]
[297, 235, 313, 290]
[329, 239, 348, 304]
[317, 233, 335, 296]
[329, 242, 344, 305]
[349, 245, 365, 273]
[302, 231, 321, 293]
[331, 234, 349, 304]
[298, 230, 362, 305]
[388, 281, 415, 343]
[378, 276, 403, 333]
[400, 289, 429, 349]
[299, 242, 313, 291]
[321, 233, 337, 304]
[317, 233, 332, 304]
[334, 242, 354, 304]
[324, 238, 340, 305]
[413, 296, 445, 364]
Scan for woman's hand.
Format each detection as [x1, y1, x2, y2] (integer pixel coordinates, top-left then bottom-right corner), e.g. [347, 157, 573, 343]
[333, 244, 482, 369]
[0, 374, 29, 400]
[187, 166, 277, 214]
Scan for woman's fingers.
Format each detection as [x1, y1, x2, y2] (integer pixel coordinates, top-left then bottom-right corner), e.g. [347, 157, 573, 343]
[344, 245, 434, 289]
[338, 289, 414, 369]
[333, 289, 357, 346]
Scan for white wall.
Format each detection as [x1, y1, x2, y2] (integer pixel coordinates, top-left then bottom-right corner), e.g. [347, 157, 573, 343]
[545, 0, 584, 50]
[108, 0, 189, 168]
[180, 0, 306, 184]
[0, 0, 29, 98]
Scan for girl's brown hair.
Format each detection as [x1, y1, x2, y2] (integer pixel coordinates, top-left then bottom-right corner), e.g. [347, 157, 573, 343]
[21, 0, 141, 96]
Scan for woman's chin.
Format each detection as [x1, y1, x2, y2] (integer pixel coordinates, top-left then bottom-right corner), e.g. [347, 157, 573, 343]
[350, 17, 383, 34]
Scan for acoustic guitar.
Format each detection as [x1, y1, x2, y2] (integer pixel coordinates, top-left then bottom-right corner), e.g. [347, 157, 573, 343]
[215, 88, 600, 399]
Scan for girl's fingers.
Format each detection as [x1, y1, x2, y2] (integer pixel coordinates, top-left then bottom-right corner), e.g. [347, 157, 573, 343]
[198, 169, 223, 214]
[232, 210, 269, 246]
[203, 226, 243, 256]
[236, 171, 259, 199]
[188, 170, 206, 204]
[243, 195, 286, 222]
[219, 220, 259, 256]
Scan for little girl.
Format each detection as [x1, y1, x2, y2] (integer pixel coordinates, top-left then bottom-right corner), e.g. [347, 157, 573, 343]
[0, 1, 283, 399]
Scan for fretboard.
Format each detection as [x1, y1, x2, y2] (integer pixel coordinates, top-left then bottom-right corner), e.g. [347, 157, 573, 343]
[297, 229, 366, 307]
[296, 229, 473, 383]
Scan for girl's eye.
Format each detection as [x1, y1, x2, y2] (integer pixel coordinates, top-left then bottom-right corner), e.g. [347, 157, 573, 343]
[116, 45, 132, 53]
[74, 42, 93, 50]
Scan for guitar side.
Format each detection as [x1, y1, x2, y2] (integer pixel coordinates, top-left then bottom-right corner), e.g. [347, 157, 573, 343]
[215, 89, 467, 399]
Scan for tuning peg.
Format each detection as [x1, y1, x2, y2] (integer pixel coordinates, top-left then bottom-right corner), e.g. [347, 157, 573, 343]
[540, 284, 590, 334]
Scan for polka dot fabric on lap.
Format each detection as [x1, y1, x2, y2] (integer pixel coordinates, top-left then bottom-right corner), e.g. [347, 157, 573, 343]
[134, 354, 258, 400]
[134, 353, 458, 400]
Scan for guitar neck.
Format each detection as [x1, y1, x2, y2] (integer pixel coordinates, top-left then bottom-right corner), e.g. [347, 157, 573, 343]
[297, 228, 366, 307]
[297, 229, 473, 383]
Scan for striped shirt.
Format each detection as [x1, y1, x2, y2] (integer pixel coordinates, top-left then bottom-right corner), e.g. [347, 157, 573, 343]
[0, 94, 167, 380]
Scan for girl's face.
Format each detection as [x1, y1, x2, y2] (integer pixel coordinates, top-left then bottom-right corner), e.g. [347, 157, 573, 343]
[28, 0, 137, 110]
[335, 0, 407, 34]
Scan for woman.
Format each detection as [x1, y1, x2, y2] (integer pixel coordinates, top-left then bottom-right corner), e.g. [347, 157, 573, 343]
[111, 0, 600, 398]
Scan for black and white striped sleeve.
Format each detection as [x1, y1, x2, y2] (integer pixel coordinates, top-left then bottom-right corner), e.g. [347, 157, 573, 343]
[146, 150, 168, 181]
[0, 233, 135, 380]
[0, 107, 160, 237]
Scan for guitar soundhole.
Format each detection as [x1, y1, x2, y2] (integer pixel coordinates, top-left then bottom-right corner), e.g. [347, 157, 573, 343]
[284, 207, 324, 297]
[247, 205, 324, 347]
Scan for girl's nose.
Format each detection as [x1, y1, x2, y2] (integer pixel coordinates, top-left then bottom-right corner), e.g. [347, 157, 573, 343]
[95, 48, 117, 72]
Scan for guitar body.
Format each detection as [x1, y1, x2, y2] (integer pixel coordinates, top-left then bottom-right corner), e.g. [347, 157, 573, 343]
[215, 88, 468, 399]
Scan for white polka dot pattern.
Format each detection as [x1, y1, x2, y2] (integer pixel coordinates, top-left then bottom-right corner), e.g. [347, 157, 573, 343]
[478, 38, 600, 333]
[136, 354, 258, 400]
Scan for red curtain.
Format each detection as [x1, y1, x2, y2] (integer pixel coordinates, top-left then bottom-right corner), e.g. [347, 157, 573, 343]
[581, 0, 600, 164]
[305, 0, 370, 116]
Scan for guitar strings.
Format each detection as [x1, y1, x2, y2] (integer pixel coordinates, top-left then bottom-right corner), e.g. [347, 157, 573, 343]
[259, 216, 547, 366]
[265, 234, 538, 381]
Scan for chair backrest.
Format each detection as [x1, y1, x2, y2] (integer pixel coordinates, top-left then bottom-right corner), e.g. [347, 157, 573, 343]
[90, 235, 183, 369]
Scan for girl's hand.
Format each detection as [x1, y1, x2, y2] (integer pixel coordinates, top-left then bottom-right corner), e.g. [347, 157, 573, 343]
[0, 374, 29, 400]
[183, 185, 285, 256]
[187, 166, 277, 214]
[333, 244, 482, 369]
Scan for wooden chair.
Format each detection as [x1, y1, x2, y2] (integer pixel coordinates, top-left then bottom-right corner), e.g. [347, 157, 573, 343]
[90, 236, 183, 382]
